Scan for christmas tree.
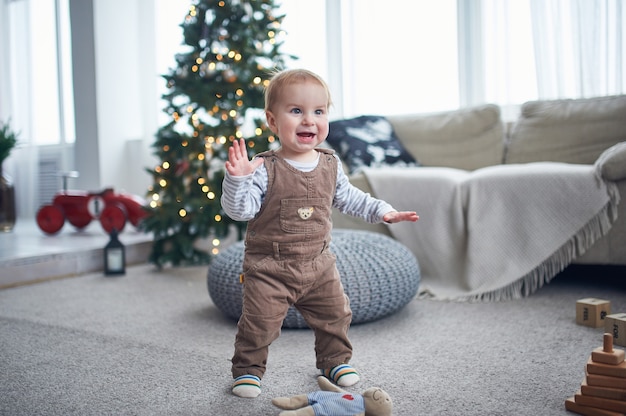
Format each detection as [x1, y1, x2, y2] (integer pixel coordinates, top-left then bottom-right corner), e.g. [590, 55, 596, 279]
[141, 0, 294, 267]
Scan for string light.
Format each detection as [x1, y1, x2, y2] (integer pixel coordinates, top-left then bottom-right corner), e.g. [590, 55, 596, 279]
[211, 237, 220, 254]
[146, 0, 289, 266]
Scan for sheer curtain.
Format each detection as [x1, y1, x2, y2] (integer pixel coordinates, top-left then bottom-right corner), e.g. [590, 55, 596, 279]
[529, 0, 624, 98]
[457, 0, 625, 119]
[334, 0, 624, 118]
[0, 0, 40, 218]
[338, 0, 459, 117]
[478, 0, 538, 106]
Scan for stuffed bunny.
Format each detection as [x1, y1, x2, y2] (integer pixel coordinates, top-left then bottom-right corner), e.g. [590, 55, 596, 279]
[272, 376, 392, 416]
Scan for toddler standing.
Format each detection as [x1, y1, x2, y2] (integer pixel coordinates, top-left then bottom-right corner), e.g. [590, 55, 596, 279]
[221, 68, 418, 398]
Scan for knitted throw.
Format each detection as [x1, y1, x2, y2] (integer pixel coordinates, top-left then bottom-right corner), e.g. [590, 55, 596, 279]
[364, 162, 620, 301]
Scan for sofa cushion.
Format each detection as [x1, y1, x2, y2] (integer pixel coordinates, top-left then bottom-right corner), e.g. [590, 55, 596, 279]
[505, 95, 626, 165]
[595, 142, 626, 182]
[385, 104, 504, 170]
[326, 115, 420, 174]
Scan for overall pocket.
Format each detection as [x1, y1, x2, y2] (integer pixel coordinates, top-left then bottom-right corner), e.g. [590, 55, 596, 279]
[280, 198, 330, 234]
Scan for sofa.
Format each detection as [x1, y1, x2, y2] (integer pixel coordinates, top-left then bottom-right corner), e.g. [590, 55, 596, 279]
[327, 95, 626, 300]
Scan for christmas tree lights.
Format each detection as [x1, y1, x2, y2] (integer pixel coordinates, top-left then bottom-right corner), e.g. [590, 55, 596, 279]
[141, 0, 294, 267]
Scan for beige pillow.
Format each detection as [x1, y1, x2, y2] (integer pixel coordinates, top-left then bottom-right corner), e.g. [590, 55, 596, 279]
[506, 95, 626, 165]
[386, 104, 504, 171]
[595, 142, 626, 181]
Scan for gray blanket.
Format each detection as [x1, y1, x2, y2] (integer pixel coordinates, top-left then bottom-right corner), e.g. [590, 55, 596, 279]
[364, 162, 620, 301]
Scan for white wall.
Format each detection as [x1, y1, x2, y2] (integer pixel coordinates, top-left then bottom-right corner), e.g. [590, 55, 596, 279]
[71, 0, 158, 196]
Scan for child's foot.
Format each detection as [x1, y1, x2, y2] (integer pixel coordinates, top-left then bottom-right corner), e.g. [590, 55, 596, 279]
[322, 364, 360, 387]
[232, 375, 261, 398]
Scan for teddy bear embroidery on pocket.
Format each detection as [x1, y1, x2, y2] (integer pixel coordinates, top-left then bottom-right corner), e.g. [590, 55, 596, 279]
[297, 207, 314, 220]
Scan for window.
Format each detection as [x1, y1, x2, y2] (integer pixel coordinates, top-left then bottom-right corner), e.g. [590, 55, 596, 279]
[1, 0, 623, 221]
[5, 0, 75, 146]
[339, 0, 459, 116]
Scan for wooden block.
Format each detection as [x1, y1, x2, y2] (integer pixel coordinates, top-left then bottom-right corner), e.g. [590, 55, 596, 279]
[565, 397, 625, 416]
[575, 392, 626, 413]
[588, 357, 626, 379]
[582, 379, 626, 401]
[587, 373, 626, 390]
[593, 333, 626, 365]
[606, 314, 626, 347]
[577, 298, 611, 328]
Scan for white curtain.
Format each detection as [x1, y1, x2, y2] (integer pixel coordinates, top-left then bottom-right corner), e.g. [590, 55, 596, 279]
[0, 0, 38, 218]
[530, 0, 626, 99]
[530, 0, 624, 99]
[337, 0, 460, 117]
[460, 0, 625, 108]
[479, 0, 537, 106]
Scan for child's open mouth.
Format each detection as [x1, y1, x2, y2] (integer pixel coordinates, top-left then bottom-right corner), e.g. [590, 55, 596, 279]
[297, 132, 315, 142]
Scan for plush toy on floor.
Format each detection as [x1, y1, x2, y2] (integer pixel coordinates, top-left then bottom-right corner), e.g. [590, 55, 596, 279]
[272, 376, 392, 416]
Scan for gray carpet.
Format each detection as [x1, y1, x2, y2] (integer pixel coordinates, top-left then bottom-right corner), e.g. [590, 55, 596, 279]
[1, 263, 625, 416]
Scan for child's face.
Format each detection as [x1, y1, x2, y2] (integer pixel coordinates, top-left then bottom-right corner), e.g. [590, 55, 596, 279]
[266, 80, 329, 161]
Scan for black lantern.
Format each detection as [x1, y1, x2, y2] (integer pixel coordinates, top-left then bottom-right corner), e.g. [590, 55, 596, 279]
[104, 228, 125, 276]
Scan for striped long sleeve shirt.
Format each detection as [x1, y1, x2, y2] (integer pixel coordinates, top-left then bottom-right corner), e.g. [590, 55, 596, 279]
[221, 153, 394, 224]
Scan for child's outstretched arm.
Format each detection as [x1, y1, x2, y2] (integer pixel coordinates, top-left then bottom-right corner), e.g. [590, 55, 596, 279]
[225, 138, 264, 177]
[383, 211, 419, 223]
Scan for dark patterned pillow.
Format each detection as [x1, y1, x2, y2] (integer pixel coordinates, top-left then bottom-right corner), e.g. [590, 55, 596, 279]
[326, 115, 420, 174]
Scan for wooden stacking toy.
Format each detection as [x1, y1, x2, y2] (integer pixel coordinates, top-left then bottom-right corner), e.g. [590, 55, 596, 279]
[565, 333, 626, 415]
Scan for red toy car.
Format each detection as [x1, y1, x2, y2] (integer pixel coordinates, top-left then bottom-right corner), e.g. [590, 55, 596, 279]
[36, 187, 147, 235]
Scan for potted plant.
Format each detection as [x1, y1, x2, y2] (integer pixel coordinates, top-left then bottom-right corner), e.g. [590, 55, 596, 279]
[0, 119, 19, 232]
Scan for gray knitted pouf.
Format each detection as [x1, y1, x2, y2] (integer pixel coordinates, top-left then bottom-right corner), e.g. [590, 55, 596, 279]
[207, 229, 420, 328]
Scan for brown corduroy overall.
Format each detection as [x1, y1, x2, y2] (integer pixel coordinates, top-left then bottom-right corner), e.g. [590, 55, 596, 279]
[231, 149, 353, 380]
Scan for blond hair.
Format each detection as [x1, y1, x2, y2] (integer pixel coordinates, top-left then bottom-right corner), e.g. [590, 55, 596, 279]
[264, 69, 332, 112]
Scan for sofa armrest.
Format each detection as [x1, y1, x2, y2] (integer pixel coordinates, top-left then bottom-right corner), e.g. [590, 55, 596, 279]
[595, 142, 626, 181]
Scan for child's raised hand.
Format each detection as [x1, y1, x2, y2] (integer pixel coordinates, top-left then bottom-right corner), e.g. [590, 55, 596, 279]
[225, 138, 264, 177]
[383, 211, 419, 224]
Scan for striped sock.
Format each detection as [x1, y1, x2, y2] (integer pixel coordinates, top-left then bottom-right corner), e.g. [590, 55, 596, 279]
[232, 375, 261, 398]
[322, 364, 360, 387]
